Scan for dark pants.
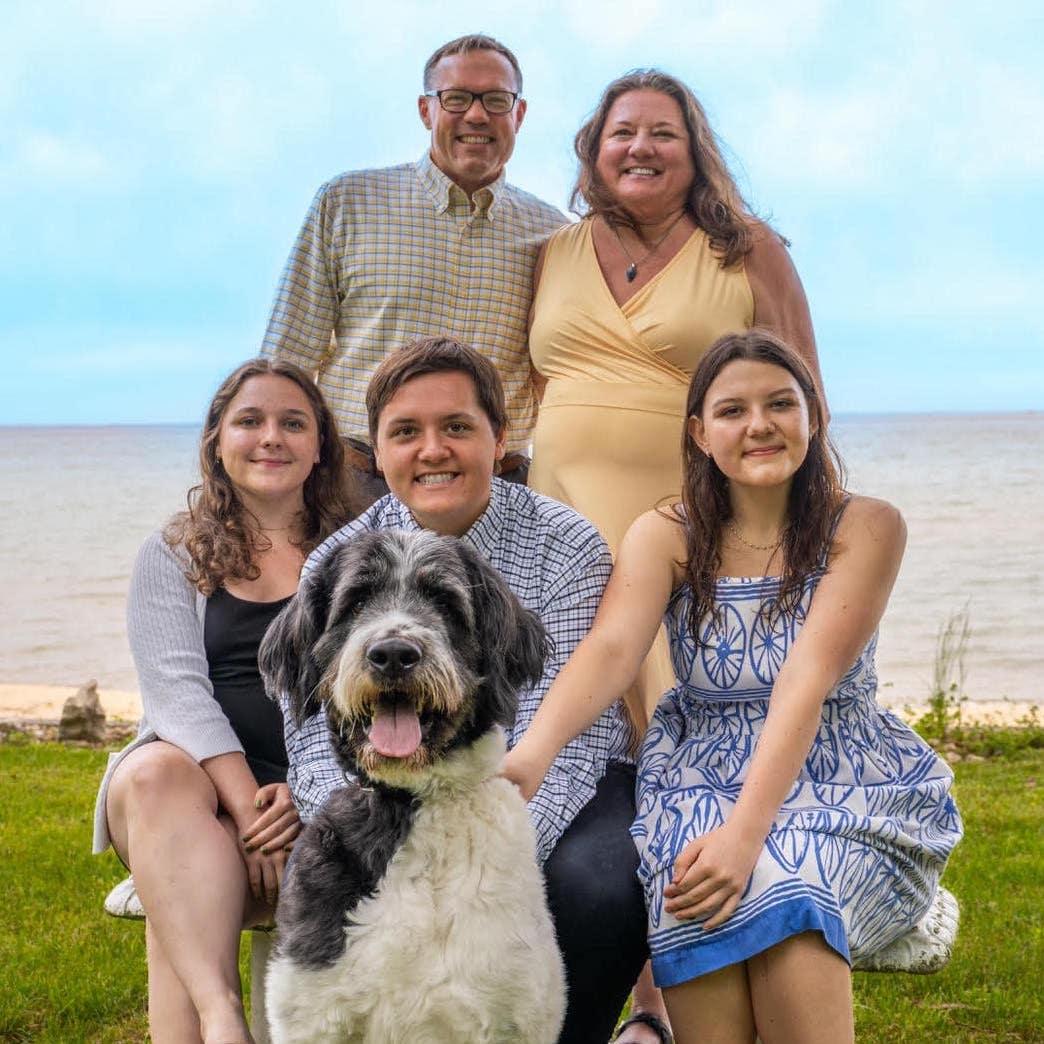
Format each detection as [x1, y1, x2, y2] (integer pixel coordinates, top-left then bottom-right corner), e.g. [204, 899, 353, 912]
[545, 762, 649, 1044]
[344, 438, 530, 514]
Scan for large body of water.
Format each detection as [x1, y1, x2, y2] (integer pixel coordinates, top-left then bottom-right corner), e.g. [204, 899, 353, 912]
[0, 415, 1040, 705]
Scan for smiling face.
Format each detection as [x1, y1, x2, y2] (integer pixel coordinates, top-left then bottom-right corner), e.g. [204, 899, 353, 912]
[418, 49, 526, 196]
[216, 374, 320, 512]
[373, 370, 506, 536]
[688, 359, 815, 491]
[595, 89, 695, 219]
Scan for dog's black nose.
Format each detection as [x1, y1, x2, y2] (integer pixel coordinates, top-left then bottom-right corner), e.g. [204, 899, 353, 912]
[366, 638, 422, 677]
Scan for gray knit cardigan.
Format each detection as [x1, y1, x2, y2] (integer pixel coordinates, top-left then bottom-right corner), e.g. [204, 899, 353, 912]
[91, 531, 246, 853]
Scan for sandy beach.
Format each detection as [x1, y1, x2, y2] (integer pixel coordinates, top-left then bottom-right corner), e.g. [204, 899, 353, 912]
[0, 683, 142, 723]
[0, 682, 1035, 728]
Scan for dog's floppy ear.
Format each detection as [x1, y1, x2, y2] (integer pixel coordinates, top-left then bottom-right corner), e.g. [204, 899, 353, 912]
[259, 559, 334, 725]
[459, 542, 549, 727]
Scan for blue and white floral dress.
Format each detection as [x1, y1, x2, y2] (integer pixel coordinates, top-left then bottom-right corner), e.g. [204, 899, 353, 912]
[632, 555, 963, 988]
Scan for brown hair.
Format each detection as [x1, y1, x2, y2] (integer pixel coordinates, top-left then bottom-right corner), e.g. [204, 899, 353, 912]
[678, 330, 845, 641]
[422, 34, 523, 93]
[164, 358, 355, 595]
[366, 337, 507, 442]
[571, 69, 759, 268]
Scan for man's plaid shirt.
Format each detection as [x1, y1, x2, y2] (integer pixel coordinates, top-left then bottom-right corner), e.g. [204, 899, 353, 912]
[261, 154, 565, 454]
[281, 478, 632, 863]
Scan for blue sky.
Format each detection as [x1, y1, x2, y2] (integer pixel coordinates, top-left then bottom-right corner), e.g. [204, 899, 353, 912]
[2, 1, 1042, 423]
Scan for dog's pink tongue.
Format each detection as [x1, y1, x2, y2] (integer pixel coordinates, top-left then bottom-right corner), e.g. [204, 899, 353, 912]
[367, 705, 422, 758]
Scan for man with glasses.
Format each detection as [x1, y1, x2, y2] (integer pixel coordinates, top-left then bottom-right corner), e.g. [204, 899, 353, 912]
[261, 34, 564, 505]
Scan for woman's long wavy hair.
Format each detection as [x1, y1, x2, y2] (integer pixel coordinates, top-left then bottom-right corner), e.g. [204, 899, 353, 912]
[571, 69, 757, 268]
[164, 358, 355, 595]
[679, 330, 845, 643]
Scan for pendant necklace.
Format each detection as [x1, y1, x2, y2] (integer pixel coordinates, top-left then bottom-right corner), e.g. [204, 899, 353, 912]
[610, 212, 688, 282]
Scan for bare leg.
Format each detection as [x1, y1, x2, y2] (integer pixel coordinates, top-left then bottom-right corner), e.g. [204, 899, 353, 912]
[615, 961, 672, 1042]
[663, 962, 756, 1044]
[747, 932, 853, 1044]
[106, 743, 254, 1044]
[146, 921, 203, 1043]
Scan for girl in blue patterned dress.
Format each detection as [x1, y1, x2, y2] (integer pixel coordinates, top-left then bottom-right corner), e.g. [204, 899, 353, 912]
[505, 330, 962, 1043]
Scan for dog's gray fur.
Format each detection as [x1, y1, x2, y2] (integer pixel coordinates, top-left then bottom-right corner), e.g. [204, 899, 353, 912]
[259, 529, 551, 969]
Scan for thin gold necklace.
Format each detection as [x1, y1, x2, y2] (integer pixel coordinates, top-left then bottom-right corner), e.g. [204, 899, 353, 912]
[610, 212, 687, 282]
[726, 517, 782, 552]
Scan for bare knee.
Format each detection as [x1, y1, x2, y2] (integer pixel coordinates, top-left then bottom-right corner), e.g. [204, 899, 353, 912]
[107, 743, 217, 837]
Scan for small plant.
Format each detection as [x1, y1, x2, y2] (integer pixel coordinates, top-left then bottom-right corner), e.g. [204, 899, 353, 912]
[914, 604, 1043, 759]
[919, 604, 972, 746]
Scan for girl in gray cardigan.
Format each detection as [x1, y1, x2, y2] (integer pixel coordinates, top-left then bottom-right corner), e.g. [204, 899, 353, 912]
[94, 358, 353, 1044]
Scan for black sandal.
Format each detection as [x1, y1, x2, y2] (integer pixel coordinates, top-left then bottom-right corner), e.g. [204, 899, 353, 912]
[612, 1011, 674, 1044]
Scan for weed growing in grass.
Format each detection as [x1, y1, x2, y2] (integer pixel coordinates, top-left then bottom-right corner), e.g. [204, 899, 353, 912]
[913, 605, 1042, 760]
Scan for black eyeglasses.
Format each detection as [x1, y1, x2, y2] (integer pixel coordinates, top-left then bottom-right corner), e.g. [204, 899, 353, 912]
[424, 89, 519, 115]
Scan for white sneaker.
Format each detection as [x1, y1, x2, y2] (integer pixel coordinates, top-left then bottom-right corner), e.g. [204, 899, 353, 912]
[853, 887, 959, 974]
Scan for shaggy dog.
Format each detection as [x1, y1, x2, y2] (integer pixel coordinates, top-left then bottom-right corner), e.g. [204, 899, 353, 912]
[258, 529, 566, 1044]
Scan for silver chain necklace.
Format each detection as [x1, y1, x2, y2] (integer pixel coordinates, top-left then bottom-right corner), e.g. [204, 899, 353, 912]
[609, 212, 687, 282]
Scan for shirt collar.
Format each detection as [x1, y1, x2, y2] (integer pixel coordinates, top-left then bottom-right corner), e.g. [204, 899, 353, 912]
[460, 478, 506, 559]
[414, 152, 505, 219]
[385, 478, 506, 557]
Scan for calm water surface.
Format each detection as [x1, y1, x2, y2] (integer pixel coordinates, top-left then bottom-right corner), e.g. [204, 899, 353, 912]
[1, 416, 1040, 703]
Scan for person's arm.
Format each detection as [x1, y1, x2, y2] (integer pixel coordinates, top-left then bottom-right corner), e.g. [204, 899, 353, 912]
[664, 497, 905, 928]
[127, 532, 243, 759]
[513, 525, 612, 861]
[744, 224, 829, 420]
[199, 752, 297, 904]
[277, 515, 373, 819]
[527, 239, 552, 405]
[280, 702, 350, 822]
[503, 509, 682, 801]
[260, 181, 341, 372]
[127, 532, 298, 899]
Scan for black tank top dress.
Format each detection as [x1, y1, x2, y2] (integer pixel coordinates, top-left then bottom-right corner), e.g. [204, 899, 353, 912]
[204, 588, 291, 786]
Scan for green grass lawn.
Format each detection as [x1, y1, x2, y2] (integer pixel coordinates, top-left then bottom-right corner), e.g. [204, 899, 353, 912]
[1, 739, 1040, 1042]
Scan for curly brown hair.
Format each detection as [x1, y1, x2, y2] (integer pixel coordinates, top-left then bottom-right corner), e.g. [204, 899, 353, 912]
[678, 330, 845, 643]
[164, 358, 356, 595]
[571, 69, 759, 268]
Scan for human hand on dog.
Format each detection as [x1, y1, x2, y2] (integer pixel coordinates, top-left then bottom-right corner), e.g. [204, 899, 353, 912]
[501, 744, 549, 802]
[239, 783, 301, 901]
[663, 823, 763, 929]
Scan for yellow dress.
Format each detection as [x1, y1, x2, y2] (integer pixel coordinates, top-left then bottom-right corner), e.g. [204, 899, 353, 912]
[529, 218, 754, 724]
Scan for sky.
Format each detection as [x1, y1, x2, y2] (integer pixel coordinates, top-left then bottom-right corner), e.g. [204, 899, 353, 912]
[2, 1, 1042, 423]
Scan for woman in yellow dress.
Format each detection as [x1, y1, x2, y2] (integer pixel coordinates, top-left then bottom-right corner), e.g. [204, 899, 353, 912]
[530, 69, 825, 732]
[528, 70, 826, 1044]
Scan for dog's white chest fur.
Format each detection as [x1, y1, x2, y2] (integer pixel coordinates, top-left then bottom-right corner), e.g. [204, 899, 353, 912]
[266, 733, 565, 1044]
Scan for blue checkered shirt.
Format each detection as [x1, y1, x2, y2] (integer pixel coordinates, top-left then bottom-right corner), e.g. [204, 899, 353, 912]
[261, 154, 565, 454]
[282, 479, 631, 862]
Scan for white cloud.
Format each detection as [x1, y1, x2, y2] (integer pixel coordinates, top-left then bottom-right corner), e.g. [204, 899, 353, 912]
[745, 81, 900, 190]
[739, 40, 1044, 192]
[4, 132, 116, 185]
[558, 0, 827, 55]
[933, 64, 1044, 182]
[21, 341, 214, 375]
[84, 0, 257, 37]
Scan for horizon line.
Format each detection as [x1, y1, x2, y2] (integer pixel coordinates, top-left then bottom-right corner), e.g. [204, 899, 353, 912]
[2, 407, 1042, 430]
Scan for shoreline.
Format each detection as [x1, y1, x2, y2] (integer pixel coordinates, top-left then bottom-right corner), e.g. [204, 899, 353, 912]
[0, 683, 1036, 728]
[0, 684, 142, 723]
